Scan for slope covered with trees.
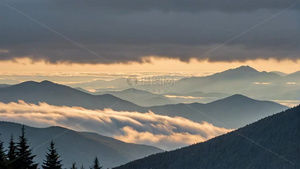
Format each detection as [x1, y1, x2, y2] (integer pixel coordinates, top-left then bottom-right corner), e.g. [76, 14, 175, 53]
[0, 122, 162, 168]
[114, 105, 300, 169]
[0, 126, 104, 169]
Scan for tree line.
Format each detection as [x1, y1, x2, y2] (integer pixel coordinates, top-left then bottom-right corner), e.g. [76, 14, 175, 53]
[0, 125, 103, 169]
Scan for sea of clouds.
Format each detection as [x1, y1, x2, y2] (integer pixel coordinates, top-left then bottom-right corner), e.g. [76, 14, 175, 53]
[0, 100, 231, 150]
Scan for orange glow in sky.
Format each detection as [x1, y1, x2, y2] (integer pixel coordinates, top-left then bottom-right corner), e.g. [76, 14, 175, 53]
[0, 57, 299, 75]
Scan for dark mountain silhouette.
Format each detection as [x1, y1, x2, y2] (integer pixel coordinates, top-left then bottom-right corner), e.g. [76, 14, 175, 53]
[173, 65, 281, 94]
[162, 91, 229, 104]
[170, 65, 300, 102]
[95, 88, 176, 106]
[149, 94, 288, 128]
[64, 66, 299, 99]
[210, 65, 262, 79]
[87, 88, 227, 106]
[0, 122, 162, 168]
[114, 105, 300, 169]
[0, 80, 144, 111]
[7, 65, 295, 103]
[0, 81, 287, 128]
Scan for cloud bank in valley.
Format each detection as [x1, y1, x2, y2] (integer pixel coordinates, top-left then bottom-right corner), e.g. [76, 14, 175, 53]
[0, 101, 231, 150]
[0, 0, 298, 64]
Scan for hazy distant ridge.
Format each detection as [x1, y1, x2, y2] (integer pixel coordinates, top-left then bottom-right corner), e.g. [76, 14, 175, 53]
[0, 80, 287, 128]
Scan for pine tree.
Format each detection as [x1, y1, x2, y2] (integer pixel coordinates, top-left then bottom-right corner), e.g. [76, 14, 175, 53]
[89, 156, 102, 169]
[42, 140, 62, 169]
[70, 162, 78, 169]
[16, 125, 38, 169]
[0, 136, 7, 169]
[80, 164, 85, 169]
[7, 135, 17, 169]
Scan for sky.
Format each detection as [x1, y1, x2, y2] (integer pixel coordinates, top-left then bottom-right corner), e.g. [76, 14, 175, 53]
[0, 0, 299, 77]
[0, 58, 299, 75]
[0, 0, 299, 151]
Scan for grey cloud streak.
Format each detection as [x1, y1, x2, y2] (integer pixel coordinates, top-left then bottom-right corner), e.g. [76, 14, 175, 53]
[0, 0, 299, 64]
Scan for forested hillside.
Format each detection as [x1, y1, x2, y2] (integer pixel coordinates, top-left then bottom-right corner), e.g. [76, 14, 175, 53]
[115, 105, 300, 169]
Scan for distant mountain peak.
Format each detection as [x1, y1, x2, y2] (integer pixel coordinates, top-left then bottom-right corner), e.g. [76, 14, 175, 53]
[210, 94, 255, 104]
[20, 80, 38, 84]
[232, 65, 258, 72]
[229, 93, 248, 98]
[40, 80, 55, 84]
[17, 80, 56, 86]
[209, 65, 260, 79]
[226, 94, 254, 100]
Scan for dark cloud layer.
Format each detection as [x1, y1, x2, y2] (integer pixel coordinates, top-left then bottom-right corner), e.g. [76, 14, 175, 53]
[29, 0, 300, 13]
[0, 0, 299, 64]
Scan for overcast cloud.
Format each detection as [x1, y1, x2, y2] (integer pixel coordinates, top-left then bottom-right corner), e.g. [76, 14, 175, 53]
[0, 0, 299, 64]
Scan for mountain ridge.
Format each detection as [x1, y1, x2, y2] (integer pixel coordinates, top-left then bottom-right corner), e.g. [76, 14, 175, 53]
[0, 80, 288, 128]
[114, 105, 300, 169]
[95, 87, 177, 106]
[0, 121, 162, 168]
[173, 65, 283, 94]
[0, 80, 144, 112]
[148, 94, 287, 128]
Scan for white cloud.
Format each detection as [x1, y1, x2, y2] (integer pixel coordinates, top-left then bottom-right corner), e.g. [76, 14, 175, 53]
[0, 101, 231, 150]
[253, 82, 271, 85]
[164, 95, 204, 99]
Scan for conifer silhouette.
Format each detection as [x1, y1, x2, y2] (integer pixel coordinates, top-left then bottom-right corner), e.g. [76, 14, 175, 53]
[42, 140, 62, 169]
